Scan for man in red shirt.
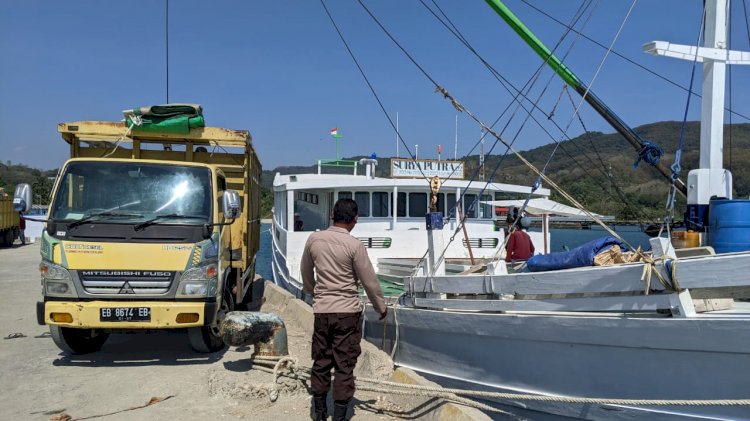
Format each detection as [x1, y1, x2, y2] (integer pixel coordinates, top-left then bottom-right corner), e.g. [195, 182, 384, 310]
[505, 224, 534, 262]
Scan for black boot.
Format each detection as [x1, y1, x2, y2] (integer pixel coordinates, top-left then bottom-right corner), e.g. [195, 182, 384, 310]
[332, 400, 350, 421]
[311, 394, 327, 421]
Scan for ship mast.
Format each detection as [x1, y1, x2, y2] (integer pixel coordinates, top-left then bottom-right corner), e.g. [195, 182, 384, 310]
[645, 0, 745, 214]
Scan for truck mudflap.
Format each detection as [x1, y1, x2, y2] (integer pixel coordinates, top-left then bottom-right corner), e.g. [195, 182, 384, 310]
[40, 301, 216, 329]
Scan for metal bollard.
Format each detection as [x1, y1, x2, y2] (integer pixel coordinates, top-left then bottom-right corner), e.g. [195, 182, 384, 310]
[220, 311, 289, 356]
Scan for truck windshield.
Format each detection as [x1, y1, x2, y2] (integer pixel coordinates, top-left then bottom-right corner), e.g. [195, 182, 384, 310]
[50, 162, 212, 224]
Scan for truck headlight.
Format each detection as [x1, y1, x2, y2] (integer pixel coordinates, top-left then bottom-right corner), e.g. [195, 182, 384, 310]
[40, 261, 75, 297]
[177, 263, 218, 298]
[40, 261, 71, 280]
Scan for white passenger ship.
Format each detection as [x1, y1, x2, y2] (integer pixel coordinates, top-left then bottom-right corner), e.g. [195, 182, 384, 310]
[270, 157, 550, 298]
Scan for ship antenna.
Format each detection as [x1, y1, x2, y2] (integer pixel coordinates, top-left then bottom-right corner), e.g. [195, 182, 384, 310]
[165, 0, 170, 103]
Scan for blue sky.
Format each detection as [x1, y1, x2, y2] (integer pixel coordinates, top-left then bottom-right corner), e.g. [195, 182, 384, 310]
[2, 1, 749, 170]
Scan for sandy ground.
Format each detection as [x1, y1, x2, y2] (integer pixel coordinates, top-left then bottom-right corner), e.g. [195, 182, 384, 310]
[0, 243, 417, 421]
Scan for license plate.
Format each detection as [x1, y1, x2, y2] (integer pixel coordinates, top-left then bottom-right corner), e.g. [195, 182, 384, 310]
[100, 307, 151, 322]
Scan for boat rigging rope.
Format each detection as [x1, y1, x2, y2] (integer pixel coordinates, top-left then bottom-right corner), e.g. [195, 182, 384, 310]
[249, 354, 750, 409]
[665, 4, 706, 230]
[409, 0, 600, 276]
[420, 0, 649, 226]
[100, 115, 142, 158]
[426, 0, 641, 270]
[519, 0, 750, 123]
[357, 0, 672, 278]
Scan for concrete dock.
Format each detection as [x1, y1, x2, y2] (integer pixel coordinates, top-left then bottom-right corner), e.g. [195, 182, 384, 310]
[0, 243, 490, 420]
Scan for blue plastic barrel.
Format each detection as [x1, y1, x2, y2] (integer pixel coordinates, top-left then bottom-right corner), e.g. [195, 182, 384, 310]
[708, 199, 750, 253]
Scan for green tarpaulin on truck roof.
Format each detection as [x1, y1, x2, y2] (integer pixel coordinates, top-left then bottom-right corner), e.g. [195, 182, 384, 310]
[125, 103, 205, 134]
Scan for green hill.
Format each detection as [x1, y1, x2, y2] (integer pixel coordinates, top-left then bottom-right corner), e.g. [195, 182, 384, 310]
[0, 162, 56, 205]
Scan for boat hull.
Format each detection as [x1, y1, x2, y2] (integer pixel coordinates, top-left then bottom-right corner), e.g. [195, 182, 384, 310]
[363, 304, 750, 420]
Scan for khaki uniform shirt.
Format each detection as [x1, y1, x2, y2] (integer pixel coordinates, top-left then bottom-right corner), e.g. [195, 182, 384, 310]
[301, 226, 387, 314]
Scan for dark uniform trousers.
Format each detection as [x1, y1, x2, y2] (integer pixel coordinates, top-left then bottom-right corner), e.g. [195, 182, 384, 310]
[311, 312, 363, 402]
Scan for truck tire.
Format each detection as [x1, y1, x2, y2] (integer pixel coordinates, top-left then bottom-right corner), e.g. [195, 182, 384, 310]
[188, 291, 232, 353]
[49, 326, 109, 354]
[0, 230, 11, 247]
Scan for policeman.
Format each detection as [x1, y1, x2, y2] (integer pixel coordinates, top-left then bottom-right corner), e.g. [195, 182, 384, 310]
[301, 199, 387, 420]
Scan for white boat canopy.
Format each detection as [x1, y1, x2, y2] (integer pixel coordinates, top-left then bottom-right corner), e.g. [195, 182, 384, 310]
[483, 198, 605, 219]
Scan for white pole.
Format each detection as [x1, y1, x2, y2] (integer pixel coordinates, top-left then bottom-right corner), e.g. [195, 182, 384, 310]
[396, 112, 400, 159]
[415, 144, 419, 161]
[454, 115, 458, 160]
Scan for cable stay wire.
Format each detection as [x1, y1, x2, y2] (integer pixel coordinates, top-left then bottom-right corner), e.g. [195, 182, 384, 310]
[487, 0, 642, 262]
[422, 0, 595, 215]
[318, 0, 431, 184]
[421, 0, 647, 222]
[415, 0, 595, 193]
[421, 0, 642, 209]
[520, 0, 750, 123]
[662, 3, 706, 240]
[419, 1, 626, 272]
[356, 0, 643, 256]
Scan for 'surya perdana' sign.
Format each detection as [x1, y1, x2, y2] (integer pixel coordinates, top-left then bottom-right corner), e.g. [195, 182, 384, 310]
[391, 159, 465, 179]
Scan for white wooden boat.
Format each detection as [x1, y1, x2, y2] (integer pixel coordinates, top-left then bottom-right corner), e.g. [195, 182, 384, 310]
[270, 158, 553, 298]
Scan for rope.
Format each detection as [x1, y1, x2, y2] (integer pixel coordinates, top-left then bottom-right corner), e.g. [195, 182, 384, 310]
[519, 0, 750, 124]
[665, 3, 706, 230]
[356, 378, 750, 407]
[250, 354, 750, 409]
[632, 140, 664, 169]
[100, 115, 142, 158]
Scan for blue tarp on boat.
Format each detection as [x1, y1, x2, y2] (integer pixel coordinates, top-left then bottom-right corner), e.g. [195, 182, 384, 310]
[526, 236, 628, 272]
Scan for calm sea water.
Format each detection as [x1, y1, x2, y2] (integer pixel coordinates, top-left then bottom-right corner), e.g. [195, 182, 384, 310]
[255, 223, 651, 281]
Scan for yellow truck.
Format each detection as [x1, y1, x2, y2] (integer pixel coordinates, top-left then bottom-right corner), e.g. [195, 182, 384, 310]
[15, 117, 262, 353]
[0, 191, 21, 247]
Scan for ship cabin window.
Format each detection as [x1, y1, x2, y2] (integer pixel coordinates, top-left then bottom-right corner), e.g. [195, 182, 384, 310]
[338, 191, 352, 200]
[275, 191, 287, 228]
[446, 193, 456, 219]
[480, 194, 493, 219]
[397, 192, 407, 217]
[355, 192, 370, 217]
[409, 193, 427, 217]
[372, 192, 390, 217]
[464, 194, 477, 218]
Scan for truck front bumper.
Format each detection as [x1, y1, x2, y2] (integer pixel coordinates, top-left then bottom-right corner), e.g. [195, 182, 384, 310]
[37, 300, 217, 329]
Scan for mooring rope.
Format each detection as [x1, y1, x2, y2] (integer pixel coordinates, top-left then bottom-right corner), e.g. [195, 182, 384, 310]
[249, 354, 750, 409]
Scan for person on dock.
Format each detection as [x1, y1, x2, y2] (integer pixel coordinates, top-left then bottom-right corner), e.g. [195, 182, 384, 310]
[505, 218, 534, 262]
[18, 212, 26, 245]
[301, 198, 388, 421]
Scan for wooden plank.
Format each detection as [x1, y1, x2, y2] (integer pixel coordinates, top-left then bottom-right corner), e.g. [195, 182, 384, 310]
[406, 263, 653, 295]
[670, 253, 750, 290]
[412, 294, 675, 312]
[406, 252, 750, 299]
[71, 148, 247, 167]
[57, 121, 250, 147]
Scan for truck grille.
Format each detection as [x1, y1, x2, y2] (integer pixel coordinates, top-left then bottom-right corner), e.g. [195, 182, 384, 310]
[79, 270, 175, 295]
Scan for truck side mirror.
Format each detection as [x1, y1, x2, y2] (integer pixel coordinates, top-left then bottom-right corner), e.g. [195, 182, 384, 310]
[13, 183, 32, 213]
[222, 190, 241, 220]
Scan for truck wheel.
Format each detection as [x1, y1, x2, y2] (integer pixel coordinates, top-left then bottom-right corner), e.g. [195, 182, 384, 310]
[49, 326, 109, 354]
[0, 230, 11, 247]
[188, 291, 232, 353]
